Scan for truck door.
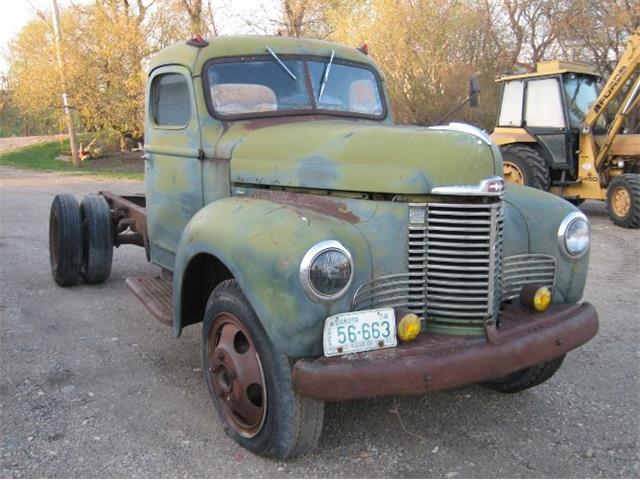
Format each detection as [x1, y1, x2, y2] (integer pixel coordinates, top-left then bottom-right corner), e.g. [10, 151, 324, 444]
[144, 65, 203, 269]
[524, 77, 572, 170]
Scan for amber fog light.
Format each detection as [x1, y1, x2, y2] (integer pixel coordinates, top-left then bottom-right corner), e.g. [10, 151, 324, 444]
[520, 285, 552, 312]
[397, 311, 421, 342]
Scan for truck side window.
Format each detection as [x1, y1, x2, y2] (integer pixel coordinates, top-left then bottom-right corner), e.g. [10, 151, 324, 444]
[498, 80, 524, 127]
[525, 78, 565, 128]
[152, 73, 191, 127]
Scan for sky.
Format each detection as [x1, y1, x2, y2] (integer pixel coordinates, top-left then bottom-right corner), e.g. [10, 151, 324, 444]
[0, 0, 278, 74]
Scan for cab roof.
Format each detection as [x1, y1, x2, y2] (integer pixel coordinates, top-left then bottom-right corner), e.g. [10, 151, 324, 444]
[149, 35, 377, 75]
[496, 60, 598, 82]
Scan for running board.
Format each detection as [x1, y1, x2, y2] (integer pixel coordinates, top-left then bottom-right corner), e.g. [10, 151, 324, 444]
[126, 276, 173, 326]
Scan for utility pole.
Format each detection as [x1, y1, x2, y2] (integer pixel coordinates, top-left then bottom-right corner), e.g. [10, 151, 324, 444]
[51, 0, 80, 167]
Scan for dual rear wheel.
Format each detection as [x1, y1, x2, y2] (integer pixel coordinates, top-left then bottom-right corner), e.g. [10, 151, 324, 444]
[49, 193, 113, 287]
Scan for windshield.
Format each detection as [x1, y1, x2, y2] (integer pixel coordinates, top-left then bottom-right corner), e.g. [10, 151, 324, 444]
[563, 74, 603, 129]
[205, 56, 384, 119]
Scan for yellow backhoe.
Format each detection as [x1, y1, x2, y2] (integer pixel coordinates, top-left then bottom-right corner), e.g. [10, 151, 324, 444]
[490, 28, 640, 228]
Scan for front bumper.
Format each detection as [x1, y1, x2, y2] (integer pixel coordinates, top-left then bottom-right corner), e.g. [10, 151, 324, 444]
[292, 303, 598, 401]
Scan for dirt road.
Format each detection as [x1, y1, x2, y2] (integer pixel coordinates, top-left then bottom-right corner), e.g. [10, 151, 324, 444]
[0, 167, 638, 477]
[0, 136, 67, 153]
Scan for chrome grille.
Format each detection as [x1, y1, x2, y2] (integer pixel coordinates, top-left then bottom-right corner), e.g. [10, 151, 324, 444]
[501, 254, 556, 301]
[412, 201, 503, 334]
[352, 200, 504, 336]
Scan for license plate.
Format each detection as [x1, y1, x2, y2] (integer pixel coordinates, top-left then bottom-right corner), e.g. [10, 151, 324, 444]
[323, 308, 397, 357]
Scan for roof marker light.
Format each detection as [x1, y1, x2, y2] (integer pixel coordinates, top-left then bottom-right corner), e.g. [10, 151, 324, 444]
[186, 34, 209, 47]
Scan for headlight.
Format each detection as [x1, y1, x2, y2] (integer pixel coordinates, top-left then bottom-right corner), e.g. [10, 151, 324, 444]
[558, 211, 590, 258]
[300, 240, 353, 302]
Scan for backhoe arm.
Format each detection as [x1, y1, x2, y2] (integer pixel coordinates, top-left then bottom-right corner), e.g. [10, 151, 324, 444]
[584, 28, 639, 131]
[583, 28, 640, 171]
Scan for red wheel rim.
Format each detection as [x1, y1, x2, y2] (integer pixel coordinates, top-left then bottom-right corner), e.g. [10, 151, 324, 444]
[206, 312, 267, 438]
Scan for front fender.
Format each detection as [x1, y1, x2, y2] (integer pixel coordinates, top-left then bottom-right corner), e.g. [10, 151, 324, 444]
[173, 196, 371, 357]
[504, 185, 589, 303]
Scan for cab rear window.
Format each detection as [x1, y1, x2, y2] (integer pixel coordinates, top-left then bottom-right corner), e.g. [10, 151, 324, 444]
[152, 73, 191, 126]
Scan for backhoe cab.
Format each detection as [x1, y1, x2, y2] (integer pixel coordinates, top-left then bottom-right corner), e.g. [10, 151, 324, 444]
[491, 28, 640, 228]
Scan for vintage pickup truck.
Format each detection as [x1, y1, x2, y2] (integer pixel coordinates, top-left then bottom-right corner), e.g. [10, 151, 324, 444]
[48, 35, 599, 459]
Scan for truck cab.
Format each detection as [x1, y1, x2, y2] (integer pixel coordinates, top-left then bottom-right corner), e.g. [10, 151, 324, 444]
[49, 36, 599, 459]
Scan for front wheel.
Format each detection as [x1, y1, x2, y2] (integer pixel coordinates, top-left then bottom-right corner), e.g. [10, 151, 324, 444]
[202, 280, 324, 459]
[607, 174, 640, 228]
[500, 144, 550, 190]
[482, 355, 565, 393]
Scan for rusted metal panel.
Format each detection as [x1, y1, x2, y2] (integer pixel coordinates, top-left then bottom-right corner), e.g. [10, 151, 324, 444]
[240, 188, 360, 224]
[292, 302, 598, 401]
[101, 191, 149, 249]
[125, 276, 173, 326]
[226, 120, 499, 194]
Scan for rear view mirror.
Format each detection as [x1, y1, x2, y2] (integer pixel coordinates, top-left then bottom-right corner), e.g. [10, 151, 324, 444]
[469, 76, 480, 107]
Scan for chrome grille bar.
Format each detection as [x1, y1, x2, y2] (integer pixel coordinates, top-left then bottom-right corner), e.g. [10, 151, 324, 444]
[423, 201, 503, 331]
[501, 254, 556, 301]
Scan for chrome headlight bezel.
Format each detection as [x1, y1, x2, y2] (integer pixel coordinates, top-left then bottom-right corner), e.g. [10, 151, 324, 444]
[557, 211, 590, 259]
[299, 240, 354, 303]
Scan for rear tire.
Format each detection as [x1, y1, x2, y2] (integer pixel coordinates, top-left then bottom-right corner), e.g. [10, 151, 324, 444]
[49, 193, 82, 287]
[202, 280, 324, 459]
[500, 144, 550, 190]
[606, 174, 640, 228]
[483, 355, 565, 393]
[80, 194, 114, 283]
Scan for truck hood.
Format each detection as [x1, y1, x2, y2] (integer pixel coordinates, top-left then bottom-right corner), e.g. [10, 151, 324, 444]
[221, 119, 498, 194]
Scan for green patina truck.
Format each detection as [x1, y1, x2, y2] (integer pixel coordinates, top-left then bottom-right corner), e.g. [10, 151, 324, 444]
[48, 35, 599, 459]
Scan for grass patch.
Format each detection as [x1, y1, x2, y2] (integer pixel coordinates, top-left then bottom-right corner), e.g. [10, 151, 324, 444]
[0, 140, 144, 180]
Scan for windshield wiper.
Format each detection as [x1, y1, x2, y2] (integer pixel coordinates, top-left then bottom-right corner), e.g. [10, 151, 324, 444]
[266, 46, 297, 80]
[318, 49, 335, 101]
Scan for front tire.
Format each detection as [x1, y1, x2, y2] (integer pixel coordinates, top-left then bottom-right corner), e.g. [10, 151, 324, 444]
[500, 144, 550, 190]
[202, 280, 324, 459]
[483, 355, 565, 393]
[607, 174, 640, 228]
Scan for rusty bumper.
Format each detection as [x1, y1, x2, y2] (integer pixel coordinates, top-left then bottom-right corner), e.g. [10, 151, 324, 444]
[292, 303, 598, 401]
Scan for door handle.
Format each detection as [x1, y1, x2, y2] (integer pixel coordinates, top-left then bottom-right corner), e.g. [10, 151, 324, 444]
[141, 153, 151, 161]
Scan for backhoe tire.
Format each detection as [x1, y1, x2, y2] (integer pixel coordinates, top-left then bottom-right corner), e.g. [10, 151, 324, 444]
[500, 144, 550, 191]
[49, 193, 82, 287]
[80, 194, 113, 284]
[202, 280, 324, 459]
[482, 355, 565, 393]
[607, 174, 640, 228]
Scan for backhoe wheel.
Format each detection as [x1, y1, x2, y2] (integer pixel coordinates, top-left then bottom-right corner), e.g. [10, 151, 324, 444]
[607, 174, 640, 228]
[49, 193, 82, 287]
[202, 280, 324, 459]
[482, 355, 565, 393]
[500, 144, 550, 190]
[80, 194, 114, 284]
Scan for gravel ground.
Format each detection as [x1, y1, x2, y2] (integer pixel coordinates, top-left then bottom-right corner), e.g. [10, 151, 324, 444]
[0, 167, 638, 478]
